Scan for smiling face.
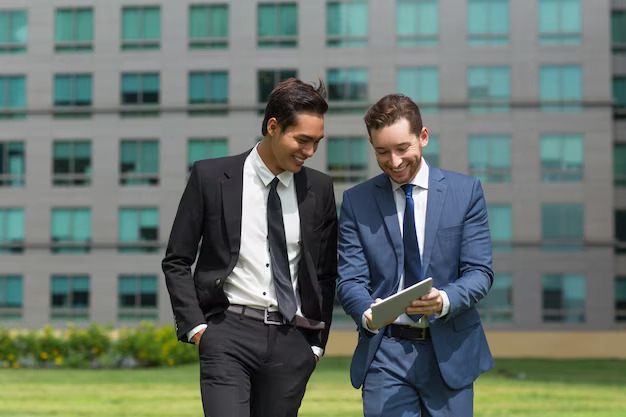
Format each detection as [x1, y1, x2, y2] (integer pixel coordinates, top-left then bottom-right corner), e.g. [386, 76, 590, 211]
[259, 112, 325, 175]
[370, 117, 429, 184]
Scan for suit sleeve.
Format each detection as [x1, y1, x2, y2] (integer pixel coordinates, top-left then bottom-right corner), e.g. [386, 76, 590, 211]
[162, 162, 206, 342]
[439, 178, 494, 318]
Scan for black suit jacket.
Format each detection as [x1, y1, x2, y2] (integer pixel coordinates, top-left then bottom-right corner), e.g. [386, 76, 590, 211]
[162, 150, 338, 350]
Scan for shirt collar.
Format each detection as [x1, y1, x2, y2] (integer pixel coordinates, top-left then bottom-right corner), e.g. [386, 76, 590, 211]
[251, 144, 294, 188]
[390, 157, 430, 192]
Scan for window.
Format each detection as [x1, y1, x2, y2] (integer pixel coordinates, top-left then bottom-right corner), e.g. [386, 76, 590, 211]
[539, 65, 582, 112]
[189, 4, 228, 49]
[0, 275, 22, 319]
[51, 275, 89, 319]
[422, 134, 439, 168]
[53, 74, 92, 118]
[258, 69, 297, 109]
[468, 135, 511, 182]
[614, 77, 626, 119]
[327, 137, 368, 183]
[327, 68, 368, 113]
[612, 11, 626, 53]
[120, 140, 159, 186]
[396, 67, 438, 113]
[119, 274, 158, 320]
[541, 203, 584, 248]
[55, 8, 93, 52]
[0, 10, 27, 54]
[327, 1, 368, 47]
[258, 3, 297, 48]
[539, 0, 581, 44]
[616, 277, 626, 322]
[53, 140, 91, 186]
[121, 73, 159, 117]
[51, 208, 91, 254]
[396, 0, 438, 46]
[119, 208, 159, 253]
[0, 75, 26, 119]
[0, 208, 23, 254]
[487, 204, 512, 251]
[467, 0, 509, 45]
[0, 141, 25, 186]
[615, 144, 626, 187]
[188, 71, 228, 116]
[540, 134, 583, 181]
[616, 210, 626, 254]
[121, 6, 160, 50]
[188, 139, 228, 171]
[542, 274, 585, 322]
[477, 274, 512, 323]
[467, 66, 510, 112]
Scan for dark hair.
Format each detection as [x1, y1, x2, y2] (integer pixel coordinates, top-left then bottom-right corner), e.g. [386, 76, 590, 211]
[261, 78, 328, 136]
[363, 94, 423, 137]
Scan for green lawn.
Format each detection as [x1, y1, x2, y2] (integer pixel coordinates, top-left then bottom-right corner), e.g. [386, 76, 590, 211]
[1, 358, 625, 417]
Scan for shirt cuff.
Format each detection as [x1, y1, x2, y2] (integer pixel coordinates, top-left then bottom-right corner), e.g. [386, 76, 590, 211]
[361, 308, 379, 334]
[187, 324, 208, 342]
[433, 289, 450, 318]
[311, 346, 324, 359]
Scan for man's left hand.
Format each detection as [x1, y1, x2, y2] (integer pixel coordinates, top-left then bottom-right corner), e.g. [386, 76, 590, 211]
[406, 287, 443, 315]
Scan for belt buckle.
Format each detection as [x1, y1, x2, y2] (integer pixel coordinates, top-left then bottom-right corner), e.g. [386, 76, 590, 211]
[412, 328, 427, 341]
[263, 310, 285, 326]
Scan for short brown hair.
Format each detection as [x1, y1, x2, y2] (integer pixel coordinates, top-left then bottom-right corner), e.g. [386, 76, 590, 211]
[364, 94, 423, 137]
[261, 78, 328, 136]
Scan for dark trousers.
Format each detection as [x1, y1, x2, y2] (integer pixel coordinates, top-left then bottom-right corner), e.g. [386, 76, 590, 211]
[198, 310, 317, 417]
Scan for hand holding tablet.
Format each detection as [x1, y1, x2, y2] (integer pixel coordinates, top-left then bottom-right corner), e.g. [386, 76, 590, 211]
[370, 278, 433, 328]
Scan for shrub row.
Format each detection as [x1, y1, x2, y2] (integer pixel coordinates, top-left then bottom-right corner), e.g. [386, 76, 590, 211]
[0, 322, 197, 369]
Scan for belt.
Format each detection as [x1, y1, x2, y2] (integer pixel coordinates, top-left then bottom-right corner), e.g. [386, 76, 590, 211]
[226, 305, 325, 330]
[387, 324, 430, 341]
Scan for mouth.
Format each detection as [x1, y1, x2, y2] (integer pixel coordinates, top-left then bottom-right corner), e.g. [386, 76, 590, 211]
[391, 166, 407, 173]
[294, 156, 305, 164]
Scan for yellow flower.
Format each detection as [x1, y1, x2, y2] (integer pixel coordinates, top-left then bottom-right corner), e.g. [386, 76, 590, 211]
[12, 362, 19, 368]
[167, 359, 175, 366]
[40, 352, 49, 360]
[54, 356, 63, 366]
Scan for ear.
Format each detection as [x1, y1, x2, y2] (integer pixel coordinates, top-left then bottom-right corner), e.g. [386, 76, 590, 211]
[266, 118, 279, 136]
[419, 127, 429, 148]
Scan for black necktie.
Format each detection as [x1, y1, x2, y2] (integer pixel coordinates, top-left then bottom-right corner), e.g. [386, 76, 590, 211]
[267, 178, 297, 321]
[402, 184, 423, 321]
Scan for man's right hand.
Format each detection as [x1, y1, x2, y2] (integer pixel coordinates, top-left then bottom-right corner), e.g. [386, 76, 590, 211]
[192, 328, 206, 352]
[364, 298, 396, 331]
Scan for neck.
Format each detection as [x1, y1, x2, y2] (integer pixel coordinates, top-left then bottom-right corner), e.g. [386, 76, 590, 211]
[257, 137, 284, 176]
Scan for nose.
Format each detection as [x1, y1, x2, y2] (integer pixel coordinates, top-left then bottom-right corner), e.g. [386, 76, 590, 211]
[302, 142, 315, 157]
[390, 152, 402, 168]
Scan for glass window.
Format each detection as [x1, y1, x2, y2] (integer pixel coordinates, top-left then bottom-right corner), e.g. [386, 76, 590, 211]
[120, 140, 159, 186]
[612, 11, 626, 52]
[119, 274, 158, 320]
[121, 6, 160, 50]
[53, 74, 92, 118]
[0, 274, 22, 319]
[0, 10, 27, 54]
[487, 204, 512, 251]
[188, 71, 228, 116]
[0, 75, 26, 119]
[615, 144, 626, 187]
[0, 208, 23, 254]
[258, 69, 297, 106]
[121, 73, 160, 117]
[422, 134, 439, 168]
[467, 66, 510, 112]
[539, 65, 582, 112]
[51, 275, 89, 319]
[614, 77, 626, 119]
[396, 0, 438, 46]
[189, 4, 228, 49]
[542, 274, 585, 322]
[327, 68, 368, 113]
[119, 207, 159, 253]
[539, 0, 581, 44]
[616, 210, 626, 255]
[327, 1, 368, 47]
[540, 134, 583, 182]
[541, 203, 584, 249]
[616, 277, 626, 322]
[55, 8, 93, 52]
[468, 135, 511, 182]
[51, 208, 91, 254]
[477, 274, 512, 323]
[258, 3, 298, 48]
[53, 140, 91, 186]
[0, 141, 25, 187]
[327, 137, 368, 183]
[467, 0, 509, 45]
[396, 67, 439, 113]
[188, 139, 228, 171]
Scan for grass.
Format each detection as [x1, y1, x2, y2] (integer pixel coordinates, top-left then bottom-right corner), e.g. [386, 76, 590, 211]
[1, 358, 625, 416]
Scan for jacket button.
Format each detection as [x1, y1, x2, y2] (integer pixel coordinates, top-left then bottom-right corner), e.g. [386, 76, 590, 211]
[215, 279, 221, 287]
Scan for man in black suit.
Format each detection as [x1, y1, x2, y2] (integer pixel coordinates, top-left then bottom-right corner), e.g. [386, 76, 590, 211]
[162, 78, 337, 417]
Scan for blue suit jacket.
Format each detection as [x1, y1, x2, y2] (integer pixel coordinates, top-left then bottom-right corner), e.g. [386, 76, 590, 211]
[337, 165, 494, 390]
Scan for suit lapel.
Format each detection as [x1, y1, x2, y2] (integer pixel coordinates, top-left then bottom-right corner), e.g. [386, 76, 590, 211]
[422, 167, 447, 274]
[221, 151, 250, 255]
[373, 175, 403, 268]
[295, 169, 316, 243]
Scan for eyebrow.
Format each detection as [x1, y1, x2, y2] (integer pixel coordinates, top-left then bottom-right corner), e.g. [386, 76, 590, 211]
[296, 134, 324, 141]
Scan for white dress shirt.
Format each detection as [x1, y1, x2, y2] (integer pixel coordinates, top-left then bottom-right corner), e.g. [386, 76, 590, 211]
[189, 146, 324, 358]
[363, 159, 450, 332]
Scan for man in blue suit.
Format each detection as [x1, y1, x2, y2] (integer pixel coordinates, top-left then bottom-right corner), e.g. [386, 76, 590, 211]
[337, 94, 494, 417]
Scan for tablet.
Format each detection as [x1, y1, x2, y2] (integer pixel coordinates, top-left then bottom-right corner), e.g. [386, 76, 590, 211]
[370, 278, 433, 328]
